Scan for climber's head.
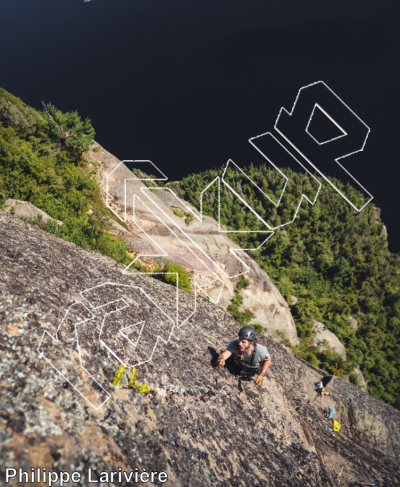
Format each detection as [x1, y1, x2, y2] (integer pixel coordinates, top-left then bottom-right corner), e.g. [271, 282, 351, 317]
[238, 326, 256, 351]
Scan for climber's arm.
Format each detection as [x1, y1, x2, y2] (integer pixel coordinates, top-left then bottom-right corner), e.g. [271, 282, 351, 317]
[219, 349, 232, 360]
[255, 358, 271, 387]
[216, 349, 232, 368]
[260, 357, 271, 375]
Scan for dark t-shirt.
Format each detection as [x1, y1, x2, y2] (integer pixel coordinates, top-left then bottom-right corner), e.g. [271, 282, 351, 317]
[227, 340, 270, 366]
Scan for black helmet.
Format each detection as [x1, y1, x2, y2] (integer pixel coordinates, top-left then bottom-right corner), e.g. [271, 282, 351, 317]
[238, 326, 257, 342]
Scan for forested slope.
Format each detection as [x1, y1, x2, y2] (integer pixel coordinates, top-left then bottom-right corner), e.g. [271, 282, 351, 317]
[170, 166, 400, 408]
[0, 87, 135, 265]
[1, 85, 399, 410]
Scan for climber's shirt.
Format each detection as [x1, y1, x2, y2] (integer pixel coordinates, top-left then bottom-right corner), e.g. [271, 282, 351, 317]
[227, 340, 270, 366]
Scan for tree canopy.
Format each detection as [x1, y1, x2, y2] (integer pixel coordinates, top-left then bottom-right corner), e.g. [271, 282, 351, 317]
[2, 86, 399, 409]
[42, 102, 95, 153]
[170, 165, 400, 409]
[0, 88, 131, 266]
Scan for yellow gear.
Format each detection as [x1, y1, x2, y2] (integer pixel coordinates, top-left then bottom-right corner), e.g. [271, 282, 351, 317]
[216, 357, 225, 368]
[332, 420, 341, 432]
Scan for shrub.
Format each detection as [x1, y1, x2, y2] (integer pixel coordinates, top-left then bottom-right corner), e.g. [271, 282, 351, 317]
[237, 275, 250, 290]
[349, 372, 359, 387]
[252, 324, 264, 334]
[162, 263, 192, 292]
[42, 102, 95, 153]
[306, 353, 319, 368]
[172, 208, 185, 218]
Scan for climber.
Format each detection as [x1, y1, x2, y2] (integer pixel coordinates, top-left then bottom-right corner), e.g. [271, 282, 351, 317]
[216, 326, 271, 387]
[315, 375, 333, 397]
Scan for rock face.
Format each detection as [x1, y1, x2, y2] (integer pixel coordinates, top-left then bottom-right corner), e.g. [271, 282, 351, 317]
[3, 199, 62, 225]
[86, 142, 299, 345]
[382, 224, 389, 246]
[1, 213, 400, 486]
[353, 365, 368, 391]
[313, 320, 347, 360]
[348, 315, 358, 331]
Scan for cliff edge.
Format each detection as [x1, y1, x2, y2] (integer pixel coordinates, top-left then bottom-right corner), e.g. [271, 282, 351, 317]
[86, 142, 299, 345]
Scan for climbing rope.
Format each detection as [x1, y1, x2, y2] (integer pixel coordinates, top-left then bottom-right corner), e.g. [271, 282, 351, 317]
[318, 369, 327, 420]
[335, 466, 344, 485]
[268, 366, 311, 409]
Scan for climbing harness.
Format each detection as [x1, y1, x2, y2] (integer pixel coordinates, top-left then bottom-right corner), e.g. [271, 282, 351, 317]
[235, 342, 260, 373]
[235, 372, 257, 381]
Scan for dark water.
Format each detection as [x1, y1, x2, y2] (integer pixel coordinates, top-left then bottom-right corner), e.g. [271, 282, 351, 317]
[1, 0, 400, 250]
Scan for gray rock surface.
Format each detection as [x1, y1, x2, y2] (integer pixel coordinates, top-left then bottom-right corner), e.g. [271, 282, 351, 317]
[86, 142, 299, 345]
[313, 320, 347, 361]
[3, 199, 62, 225]
[382, 224, 389, 246]
[109, 218, 129, 233]
[1, 212, 400, 486]
[353, 365, 368, 391]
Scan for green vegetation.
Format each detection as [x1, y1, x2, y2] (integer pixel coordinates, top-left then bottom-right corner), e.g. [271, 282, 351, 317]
[227, 274, 255, 326]
[112, 365, 126, 386]
[252, 324, 265, 334]
[172, 207, 193, 225]
[227, 292, 255, 326]
[0, 87, 133, 266]
[171, 164, 400, 409]
[172, 208, 185, 218]
[127, 367, 151, 394]
[300, 351, 319, 368]
[349, 372, 359, 387]
[111, 366, 151, 393]
[42, 103, 96, 153]
[2, 86, 399, 408]
[276, 329, 290, 345]
[236, 275, 250, 290]
[159, 262, 192, 292]
[134, 261, 192, 293]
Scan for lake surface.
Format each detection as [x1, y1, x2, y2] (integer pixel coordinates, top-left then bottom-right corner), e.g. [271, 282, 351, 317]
[1, 0, 400, 250]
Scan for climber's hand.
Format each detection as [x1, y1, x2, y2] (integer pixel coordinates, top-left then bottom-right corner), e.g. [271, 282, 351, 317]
[216, 357, 225, 368]
[255, 373, 264, 387]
